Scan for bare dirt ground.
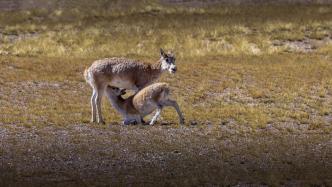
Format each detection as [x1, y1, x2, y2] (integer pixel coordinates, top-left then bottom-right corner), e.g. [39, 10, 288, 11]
[1, 124, 332, 186]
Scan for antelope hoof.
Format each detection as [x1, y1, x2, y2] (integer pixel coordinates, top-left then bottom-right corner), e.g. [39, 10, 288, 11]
[123, 119, 137, 125]
[180, 118, 185, 125]
[129, 120, 138, 125]
[123, 120, 130, 125]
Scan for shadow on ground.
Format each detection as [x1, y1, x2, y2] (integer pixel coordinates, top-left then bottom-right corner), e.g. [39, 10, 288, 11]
[1, 124, 332, 186]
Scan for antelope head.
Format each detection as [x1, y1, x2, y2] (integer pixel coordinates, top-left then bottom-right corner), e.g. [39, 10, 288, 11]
[160, 48, 177, 74]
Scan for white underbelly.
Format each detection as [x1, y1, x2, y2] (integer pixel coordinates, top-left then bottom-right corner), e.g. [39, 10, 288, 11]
[110, 77, 135, 89]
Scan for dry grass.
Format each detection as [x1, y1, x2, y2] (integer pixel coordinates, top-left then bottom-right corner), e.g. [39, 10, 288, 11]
[1, 54, 331, 130]
[1, 2, 332, 186]
[0, 4, 331, 57]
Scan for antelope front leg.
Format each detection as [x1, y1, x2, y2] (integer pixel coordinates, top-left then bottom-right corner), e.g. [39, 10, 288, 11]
[95, 88, 105, 124]
[90, 89, 97, 123]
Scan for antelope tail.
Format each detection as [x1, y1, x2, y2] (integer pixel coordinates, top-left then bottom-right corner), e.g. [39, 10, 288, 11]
[84, 68, 90, 83]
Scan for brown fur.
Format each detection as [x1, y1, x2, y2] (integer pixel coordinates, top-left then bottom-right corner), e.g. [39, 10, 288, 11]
[85, 57, 162, 90]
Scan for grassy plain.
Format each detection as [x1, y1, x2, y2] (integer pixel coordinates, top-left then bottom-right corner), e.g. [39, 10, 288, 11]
[0, 1, 332, 186]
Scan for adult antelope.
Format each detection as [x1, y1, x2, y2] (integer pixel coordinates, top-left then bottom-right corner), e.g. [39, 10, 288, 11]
[84, 49, 177, 124]
[106, 83, 185, 125]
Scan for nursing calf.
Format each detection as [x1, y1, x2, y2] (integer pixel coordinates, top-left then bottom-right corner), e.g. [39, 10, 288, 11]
[106, 83, 185, 125]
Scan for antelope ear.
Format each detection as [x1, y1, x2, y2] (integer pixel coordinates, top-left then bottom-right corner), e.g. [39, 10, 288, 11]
[160, 48, 166, 57]
[170, 50, 175, 57]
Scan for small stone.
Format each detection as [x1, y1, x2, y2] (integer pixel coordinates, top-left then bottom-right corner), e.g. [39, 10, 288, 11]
[220, 120, 228, 126]
[161, 121, 170, 126]
[173, 150, 180, 154]
[190, 121, 198, 126]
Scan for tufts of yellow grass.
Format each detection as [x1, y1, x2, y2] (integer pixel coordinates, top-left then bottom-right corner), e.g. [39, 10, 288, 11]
[1, 53, 331, 131]
[0, 4, 331, 58]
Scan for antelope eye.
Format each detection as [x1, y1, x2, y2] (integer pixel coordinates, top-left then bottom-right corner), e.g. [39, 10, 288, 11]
[166, 59, 169, 63]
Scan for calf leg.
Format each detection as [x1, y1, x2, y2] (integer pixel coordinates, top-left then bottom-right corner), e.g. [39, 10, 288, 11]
[150, 107, 162, 125]
[162, 100, 185, 125]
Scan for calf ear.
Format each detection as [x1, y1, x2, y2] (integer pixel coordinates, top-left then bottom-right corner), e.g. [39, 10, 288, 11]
[160, 48, 166, 57]
[120, 89, 126, 95]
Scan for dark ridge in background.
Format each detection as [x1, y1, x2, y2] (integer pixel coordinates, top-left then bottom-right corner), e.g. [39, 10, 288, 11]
[0, 0, 331, 11]
[162, 0, 332, 6]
